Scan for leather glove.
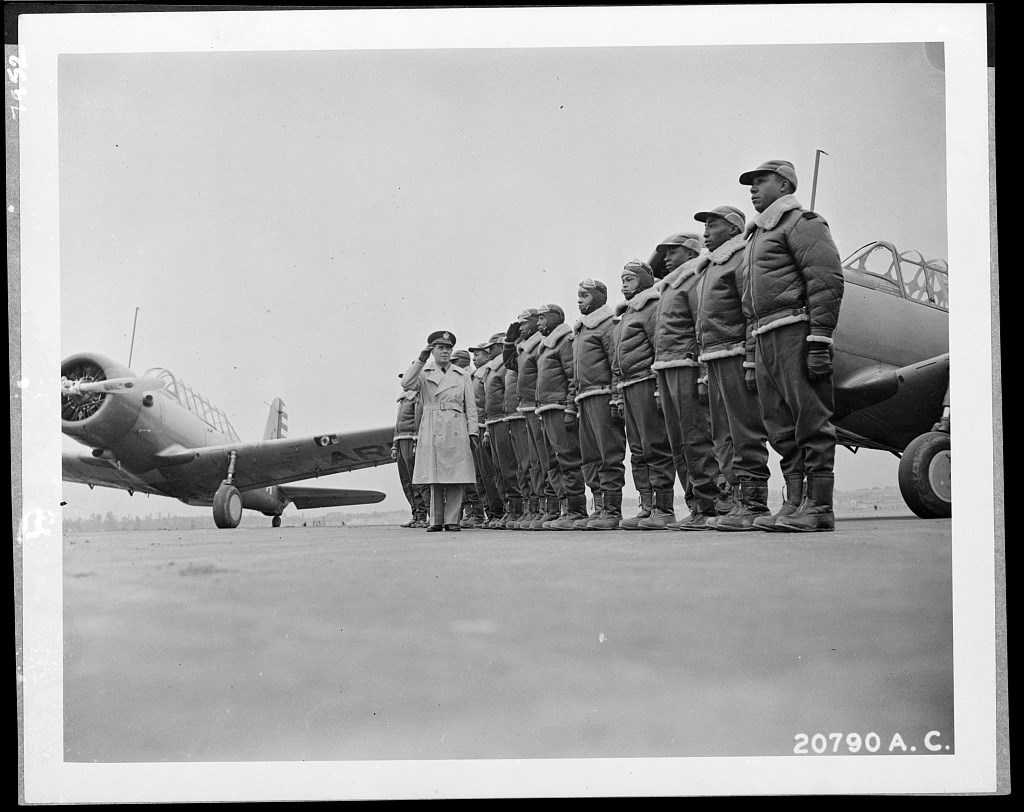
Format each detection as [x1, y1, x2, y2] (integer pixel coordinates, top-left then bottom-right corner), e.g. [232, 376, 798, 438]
[417, 346, 432, 363]
[564, 412, 578, 431]
[806, 342, 833, 382]
[697, 381, 709, 406]
[610, 400, 625, 425]
[505, 321, 522, 343]
[390, 446, 398, 460]
[744, 368, 758, 394]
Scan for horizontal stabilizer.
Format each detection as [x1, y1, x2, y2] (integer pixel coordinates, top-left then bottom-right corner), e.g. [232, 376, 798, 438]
[278, 485, 387, 509]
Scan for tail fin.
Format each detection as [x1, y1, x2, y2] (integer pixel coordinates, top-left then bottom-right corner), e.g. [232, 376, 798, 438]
[263, 397, 288, 440]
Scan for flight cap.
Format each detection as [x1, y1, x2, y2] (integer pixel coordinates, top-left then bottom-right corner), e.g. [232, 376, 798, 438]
[451, 349, 471, 366]
[656, 232, 703, 254]
[739, 159, 798, 190]
[694, 205, 746, 231]
[537, 304, 565, 321]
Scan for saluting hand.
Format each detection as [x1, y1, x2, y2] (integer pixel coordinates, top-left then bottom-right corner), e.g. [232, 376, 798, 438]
[806, 343, 833, 382]
[417, 346, 432, 363]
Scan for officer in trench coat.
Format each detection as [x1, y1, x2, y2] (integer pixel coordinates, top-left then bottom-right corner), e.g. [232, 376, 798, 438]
[401, 330, 479, 531]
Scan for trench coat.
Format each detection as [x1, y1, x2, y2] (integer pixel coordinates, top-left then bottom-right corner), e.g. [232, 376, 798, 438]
[401, 359, 478, 485]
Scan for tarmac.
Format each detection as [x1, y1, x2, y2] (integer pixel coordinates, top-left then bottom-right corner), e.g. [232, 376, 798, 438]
[63, 516, 953, 766]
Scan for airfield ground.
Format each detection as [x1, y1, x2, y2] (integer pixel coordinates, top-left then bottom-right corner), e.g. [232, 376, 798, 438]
[62, 517, 954, 766]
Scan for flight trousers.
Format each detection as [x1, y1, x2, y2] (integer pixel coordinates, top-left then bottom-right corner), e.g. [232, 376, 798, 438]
[622, 378, 676, 494]
[577, 392, 626, 494]
[524, 409, 558, 502]
[656, 367, 721, 514]
[539, 406, 586, 499]
[396, 438, 429, 517]
[487, 419, 521, 501]
[755, 322, 837, 476]
[507, 416, 535, 503]
[471, 429, 504, 517]
[706, 354, 771, 483]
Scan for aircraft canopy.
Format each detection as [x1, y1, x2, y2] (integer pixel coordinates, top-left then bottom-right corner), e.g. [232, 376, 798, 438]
[842, 241, 948, 310]
[144, 367, 241, 441]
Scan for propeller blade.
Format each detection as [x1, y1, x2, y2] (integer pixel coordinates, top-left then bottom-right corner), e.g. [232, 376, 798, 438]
[61, 376, 165, 396]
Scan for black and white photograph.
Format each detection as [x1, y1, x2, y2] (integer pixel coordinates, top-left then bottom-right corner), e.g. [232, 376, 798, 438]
[12, 4, 1001, 801]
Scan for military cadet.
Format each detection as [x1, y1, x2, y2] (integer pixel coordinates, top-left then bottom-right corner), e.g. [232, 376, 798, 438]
[535, 303, 588, 530]
[450, 349, 486, 528]
[613, 260, 677, 529]
[392, 373, 429, 528]
[504, 310, 544, 529]
[401, 331, 478, 532]
[649, 233, 725, 530]
[572, 279, 627, 530]
[693, 204, 773, 531]
[513, 309, 561, 530]
[482, 331, 522, 528]
[739, 159, 845, 532]
[469, 338, 506, 526]
[501, 319, 534, 529]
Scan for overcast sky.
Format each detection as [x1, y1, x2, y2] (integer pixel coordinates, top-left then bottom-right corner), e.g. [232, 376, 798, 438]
[48, 9, 958, 519]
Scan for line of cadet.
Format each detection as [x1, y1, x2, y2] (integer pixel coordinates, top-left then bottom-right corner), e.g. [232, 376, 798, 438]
[392, 159, 845, 533]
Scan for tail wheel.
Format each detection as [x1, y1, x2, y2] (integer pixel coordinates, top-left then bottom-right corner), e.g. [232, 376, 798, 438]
[213, 483, 243, 528]
[898, 431, 952, 519]
[272, 515, 282, 528]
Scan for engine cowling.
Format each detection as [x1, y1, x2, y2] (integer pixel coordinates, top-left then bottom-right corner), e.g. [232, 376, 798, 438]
[61, 353, 145, 450]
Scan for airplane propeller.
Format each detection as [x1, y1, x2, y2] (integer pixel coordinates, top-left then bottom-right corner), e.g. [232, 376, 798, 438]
[61, 376, 166, 396]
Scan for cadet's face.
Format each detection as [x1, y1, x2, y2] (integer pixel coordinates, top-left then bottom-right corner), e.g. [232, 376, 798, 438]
[472, 349, 489, 367]
[748, 171, 789, 213]
[518, 318, 535, 339]
[621, 273, 640, 296]
[537, 314, 550, 334]
[577, 289, 594, 313]
[432, 344, 452, 365]
[662, 244, 692, 272]
[703, 216, 736, 252]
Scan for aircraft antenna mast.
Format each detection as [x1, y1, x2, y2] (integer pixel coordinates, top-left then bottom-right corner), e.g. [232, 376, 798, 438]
[810, 149, 828, 212]
[128, 307, 140, 369]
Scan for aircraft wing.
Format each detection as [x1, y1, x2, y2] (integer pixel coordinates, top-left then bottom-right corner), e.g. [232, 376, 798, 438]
[278, 485, 386, 509]
[62, 452, 167, 496]
[181, 425, 396, 493]
[833, 352, 949, 452]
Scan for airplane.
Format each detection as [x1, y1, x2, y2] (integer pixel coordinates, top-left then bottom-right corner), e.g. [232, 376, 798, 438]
[830, 240, 950, 519]
[650, 237, 951, 520]
[60, 352, 396, 528]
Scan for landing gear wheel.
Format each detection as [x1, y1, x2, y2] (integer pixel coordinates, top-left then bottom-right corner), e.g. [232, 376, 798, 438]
[213, 483, 243, 528]
[898, 431, 951, 519]
[272, 515, 282, 528]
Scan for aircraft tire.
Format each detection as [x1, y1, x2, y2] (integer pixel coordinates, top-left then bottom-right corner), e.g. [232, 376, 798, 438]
[897, 431, 952, 519]
[272, 515, 282, 528]
[213, 483, 243, 528]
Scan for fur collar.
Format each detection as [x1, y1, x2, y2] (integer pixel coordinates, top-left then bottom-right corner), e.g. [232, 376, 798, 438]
[665, 255, 708, 289]
[619, 286, 661, 313]
[517, 330, 543, 355]
[709, 234, 747, 264]
[540, 321, 573, 348]
[484, 355, 505, 373]
[574, 304, 614, 332]
[747, 194, 803, 233]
